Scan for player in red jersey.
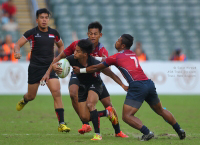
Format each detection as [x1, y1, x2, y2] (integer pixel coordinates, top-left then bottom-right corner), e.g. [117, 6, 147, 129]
[42, 22, 128, 137]
[73, 34, 186, 141]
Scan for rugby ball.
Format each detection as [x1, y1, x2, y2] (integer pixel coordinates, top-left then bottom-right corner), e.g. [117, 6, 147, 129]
[57, 59, 71, 78]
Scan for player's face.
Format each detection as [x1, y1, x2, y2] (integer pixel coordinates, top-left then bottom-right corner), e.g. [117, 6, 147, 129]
[36, 13, 49, 29]
[115, 37, 123, 50]
[87, 28, 102, 44]
[74, 45, 86, 59]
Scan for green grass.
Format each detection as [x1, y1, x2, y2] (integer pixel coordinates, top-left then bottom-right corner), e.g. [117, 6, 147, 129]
[0, 95, 200, 145]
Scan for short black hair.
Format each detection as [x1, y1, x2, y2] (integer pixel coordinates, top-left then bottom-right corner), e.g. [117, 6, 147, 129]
[36, 8, 51, 19]
[77, 39, 94, 54]
[121, 34, 134, 49]
[88, 21, 102, 33]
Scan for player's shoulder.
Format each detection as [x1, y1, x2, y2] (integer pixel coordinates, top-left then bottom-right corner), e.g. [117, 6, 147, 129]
[99, 42, 106, 50]
[48, 27, 59, 34]
[24, 27, 37, 34]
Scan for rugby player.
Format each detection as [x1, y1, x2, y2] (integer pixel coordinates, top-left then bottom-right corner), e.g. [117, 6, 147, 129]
[42, 21, 128, 137]
[73, 34, 186, 141]
[41, 39, 128, 140]
[14, 8, 70, 132]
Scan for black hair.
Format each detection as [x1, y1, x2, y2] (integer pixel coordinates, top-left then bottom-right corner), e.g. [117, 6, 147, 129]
[77, 39, 94, 54]
[121, 34, 134, 49]
[36, 8, 51, 19]
[88, 21, 102, 33]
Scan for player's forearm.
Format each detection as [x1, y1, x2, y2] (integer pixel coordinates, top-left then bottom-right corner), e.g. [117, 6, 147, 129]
[103, 69, 124, 87]
[86, 65, 100, 73]
[14, 44, 20, 53]
[58, 45, 64, 53]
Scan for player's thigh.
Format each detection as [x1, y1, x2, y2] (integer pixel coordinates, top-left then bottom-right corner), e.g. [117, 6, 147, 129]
[47, 78, 60, 93]
[86, 90, 99, 110]
[145, 79, 160, 106]
[27, 83, 40, 98]
[122, 104, 139, 119]
[124, 81, 148, 109]
[69, 74, 79, 98]
[69, 84, 79, 99]
[78, 101, 90, 121]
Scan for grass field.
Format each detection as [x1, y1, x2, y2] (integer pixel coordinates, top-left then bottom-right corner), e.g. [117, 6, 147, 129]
[0, 95, 200, 145]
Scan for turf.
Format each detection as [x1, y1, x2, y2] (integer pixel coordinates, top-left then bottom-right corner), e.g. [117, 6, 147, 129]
[0, 95, 199, 145]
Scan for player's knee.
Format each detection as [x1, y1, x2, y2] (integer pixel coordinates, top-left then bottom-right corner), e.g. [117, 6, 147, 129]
[122, 113, 128, 123]
[152, 105, 164, 116]
[86, 102, 95, 111]
[51, 89, 61, 98]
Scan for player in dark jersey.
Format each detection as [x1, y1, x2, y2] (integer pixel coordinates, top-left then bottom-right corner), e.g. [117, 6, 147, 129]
[42, 22, 128, 137]
[73, 34, 186, 141]
[41, 39, 128, 140]
[14, 8, 70, 132]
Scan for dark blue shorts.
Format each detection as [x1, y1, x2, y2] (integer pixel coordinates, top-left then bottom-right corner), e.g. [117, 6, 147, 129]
[124, 79, 160, 109]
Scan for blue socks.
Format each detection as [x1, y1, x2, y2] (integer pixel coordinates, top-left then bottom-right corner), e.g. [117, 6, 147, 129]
[140, 125, 150, 135]
[173, 122, 181, 133]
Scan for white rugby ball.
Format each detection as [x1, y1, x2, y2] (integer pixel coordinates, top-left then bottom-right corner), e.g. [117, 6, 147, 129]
[57, 59, 71, 78]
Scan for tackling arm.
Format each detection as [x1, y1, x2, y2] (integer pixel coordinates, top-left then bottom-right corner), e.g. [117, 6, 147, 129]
[101, 68, 128, 91]
[73, 63, 107, 74]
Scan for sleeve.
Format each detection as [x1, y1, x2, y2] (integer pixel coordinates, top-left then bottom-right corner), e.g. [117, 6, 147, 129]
[23, 29, 34, 41]
[54, 30, 61, 43]
[63, 41, 78, 56]
[98, 47, 109, 57]
[103, 53, 118, 67]
[66, 55, 74, 66]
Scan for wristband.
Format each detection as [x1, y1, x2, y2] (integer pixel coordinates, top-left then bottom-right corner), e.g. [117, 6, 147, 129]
[80, 68, 87, 73]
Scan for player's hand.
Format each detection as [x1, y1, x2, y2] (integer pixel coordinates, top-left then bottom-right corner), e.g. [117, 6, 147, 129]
[102, 53, 107, 62]
[14, 52, 21, 59]
[53, 63, 63, 74]
[73, 66, 80, 74]
[122, 84, 129, 92]
[40, 73, 50, 86]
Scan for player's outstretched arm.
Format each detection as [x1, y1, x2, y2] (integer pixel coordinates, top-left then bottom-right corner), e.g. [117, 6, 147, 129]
[101, 68, 128, 92]
[73, 63, 106, 74]
[14, 36, 27, 59]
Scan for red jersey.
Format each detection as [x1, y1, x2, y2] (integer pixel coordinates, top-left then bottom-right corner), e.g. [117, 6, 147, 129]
[64, 40, 108, 57]
[103, 50, 148, 84]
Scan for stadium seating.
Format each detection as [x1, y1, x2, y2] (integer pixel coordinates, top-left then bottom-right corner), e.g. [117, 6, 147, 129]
[48, 0, 200, 60]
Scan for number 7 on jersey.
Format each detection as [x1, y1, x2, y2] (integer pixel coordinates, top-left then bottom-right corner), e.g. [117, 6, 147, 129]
[130, 56, 138, 68]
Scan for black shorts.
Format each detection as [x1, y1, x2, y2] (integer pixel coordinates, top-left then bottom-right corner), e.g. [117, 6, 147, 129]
[28, 64, 58, 84]
[69, 73, 110, 101]
[78, 82, 103, 102]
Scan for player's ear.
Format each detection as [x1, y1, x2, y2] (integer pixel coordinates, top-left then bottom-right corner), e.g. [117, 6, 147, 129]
[122, 44, 126, 49]
[36, 18, 38, 24]
[100, 33, 103, 38]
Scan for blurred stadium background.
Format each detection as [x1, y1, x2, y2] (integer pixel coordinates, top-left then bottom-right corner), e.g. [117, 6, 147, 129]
[0, 0, 199, 95]
[0, 0, 200, 60]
